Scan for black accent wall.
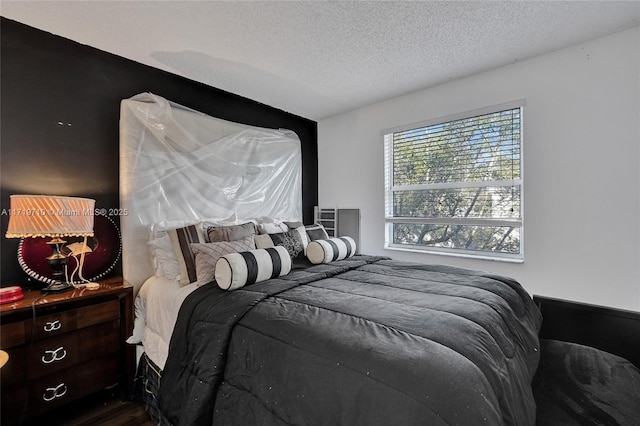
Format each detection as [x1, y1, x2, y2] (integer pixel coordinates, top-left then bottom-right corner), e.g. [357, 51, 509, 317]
[0, 18, 318, 285]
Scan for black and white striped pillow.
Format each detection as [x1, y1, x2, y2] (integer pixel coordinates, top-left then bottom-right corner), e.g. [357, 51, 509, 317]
[215, 246, 292, 291]
[168, 224, 206, 286]
[306, 237, 356, 264]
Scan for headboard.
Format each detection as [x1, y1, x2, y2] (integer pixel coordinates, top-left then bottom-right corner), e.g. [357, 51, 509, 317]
[119, 93, 302, 292]
[534, 295, 640, 369]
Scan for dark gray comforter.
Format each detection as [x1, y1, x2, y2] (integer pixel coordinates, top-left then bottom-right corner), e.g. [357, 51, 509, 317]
[158, 256, 542, 425]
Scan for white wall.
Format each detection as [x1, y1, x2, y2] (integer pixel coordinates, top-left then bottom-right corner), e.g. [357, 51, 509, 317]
[318, 27, 640, 311]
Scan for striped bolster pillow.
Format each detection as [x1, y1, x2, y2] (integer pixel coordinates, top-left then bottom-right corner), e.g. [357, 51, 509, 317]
[306, 237, 356, 264]
[215, 246, 292, 291]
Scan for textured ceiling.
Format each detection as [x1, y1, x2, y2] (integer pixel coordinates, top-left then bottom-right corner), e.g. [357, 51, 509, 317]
[1, 1, 639, 120]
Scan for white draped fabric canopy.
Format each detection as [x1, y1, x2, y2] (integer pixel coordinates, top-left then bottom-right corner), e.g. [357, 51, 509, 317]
[119, 93, 302, 291]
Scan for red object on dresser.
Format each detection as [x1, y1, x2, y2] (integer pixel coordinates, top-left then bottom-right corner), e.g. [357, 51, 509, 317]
[0, 286, 24, 304]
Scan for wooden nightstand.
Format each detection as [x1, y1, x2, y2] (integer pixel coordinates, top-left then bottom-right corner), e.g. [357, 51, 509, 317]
[0, 277, 134, 425]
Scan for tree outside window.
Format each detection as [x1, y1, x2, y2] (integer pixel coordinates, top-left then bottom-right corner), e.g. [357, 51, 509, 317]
[384, 102, 523, 260]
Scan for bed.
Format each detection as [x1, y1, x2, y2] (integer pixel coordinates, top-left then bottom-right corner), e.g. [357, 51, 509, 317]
[159, 255, 541, 426]
[130, 251, 542, 426]
[120, 93, 542, 425]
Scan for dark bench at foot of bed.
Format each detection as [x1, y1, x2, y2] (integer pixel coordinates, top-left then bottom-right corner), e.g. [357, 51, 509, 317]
[532, 339, 640, 426]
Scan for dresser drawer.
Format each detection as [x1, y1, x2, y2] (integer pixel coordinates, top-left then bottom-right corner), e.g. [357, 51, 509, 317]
[27, 333, 79, 379]
[0, 320, 27, 347]
[32, 300, 119, 341]
[27, 320, 120, 379]
[0, 345, 26, 386]
[0, 385, 27, 425]
[27, 356, 120, 416]
[33, 310, 77, 340]
[1, 300, 121, 351]
[76, 300, 120, 328]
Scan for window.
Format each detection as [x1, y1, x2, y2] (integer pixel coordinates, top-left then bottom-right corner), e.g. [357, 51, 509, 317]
[383, 101, 524, 261]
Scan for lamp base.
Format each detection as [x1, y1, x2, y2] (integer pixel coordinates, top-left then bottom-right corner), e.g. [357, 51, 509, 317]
[41, 281, 74, 293]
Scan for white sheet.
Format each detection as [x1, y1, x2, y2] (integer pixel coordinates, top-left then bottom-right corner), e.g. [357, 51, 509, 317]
[127, 275, 198, 369]
[119, 92, 303, 294]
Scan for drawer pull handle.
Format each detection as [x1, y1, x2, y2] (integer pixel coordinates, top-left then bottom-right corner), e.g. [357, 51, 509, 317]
[41, 346, 67, 364]
[44, 320, 62, 332]
[43, 383, 67, 402]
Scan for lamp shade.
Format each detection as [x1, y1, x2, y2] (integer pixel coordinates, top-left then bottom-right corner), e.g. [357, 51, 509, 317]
[5, 195, 95, 238]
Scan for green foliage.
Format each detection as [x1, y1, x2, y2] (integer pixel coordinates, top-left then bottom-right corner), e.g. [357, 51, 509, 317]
[392, 223, 520, 254]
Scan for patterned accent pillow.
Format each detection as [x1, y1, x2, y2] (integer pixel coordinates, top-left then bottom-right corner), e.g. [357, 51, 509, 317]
[255, 226, 309, 261]
[215, 246, 291, 291]
[168, 224, 206, 286]
[190, 236, 256, 287]
[307, 236, 356, 264]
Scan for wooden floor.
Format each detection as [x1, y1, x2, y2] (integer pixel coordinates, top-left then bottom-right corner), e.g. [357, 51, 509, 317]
[21, 387, 155, 426]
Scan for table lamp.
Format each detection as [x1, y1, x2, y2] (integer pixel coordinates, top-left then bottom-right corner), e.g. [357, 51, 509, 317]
[5, 195, 95, 293]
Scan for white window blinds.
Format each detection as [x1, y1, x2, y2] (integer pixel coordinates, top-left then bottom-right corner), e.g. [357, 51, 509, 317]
[384, 101, 524, 260]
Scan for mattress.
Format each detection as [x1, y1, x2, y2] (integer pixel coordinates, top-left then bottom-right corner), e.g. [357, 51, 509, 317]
[127, 275, 198, 369]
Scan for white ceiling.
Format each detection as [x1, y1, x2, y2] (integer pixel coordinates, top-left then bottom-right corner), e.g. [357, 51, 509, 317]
[2, 1, 639, 120]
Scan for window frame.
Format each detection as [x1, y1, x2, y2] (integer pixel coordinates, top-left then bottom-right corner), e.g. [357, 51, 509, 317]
[382, 100, 525, 262]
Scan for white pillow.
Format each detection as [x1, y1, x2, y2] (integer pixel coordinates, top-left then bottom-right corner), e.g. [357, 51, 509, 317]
[254, 216, 289, 234]
[148, 235, 180, 280]
[215, 246, 291, 291]
[150, 219, 199, 240]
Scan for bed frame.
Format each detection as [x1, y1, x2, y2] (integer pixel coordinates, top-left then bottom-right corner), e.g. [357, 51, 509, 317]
[533, 295, 640, 368]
